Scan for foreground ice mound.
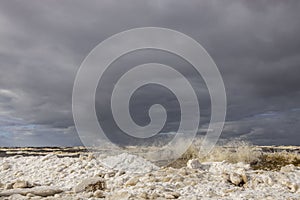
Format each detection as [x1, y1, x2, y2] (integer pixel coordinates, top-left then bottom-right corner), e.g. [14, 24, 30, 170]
[1, 150, 299, 199]
[100, 153, 159, 173]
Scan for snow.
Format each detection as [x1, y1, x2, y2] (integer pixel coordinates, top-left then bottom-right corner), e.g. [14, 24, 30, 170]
[0, 152, 299, 199]
[100, 153, 159, 173]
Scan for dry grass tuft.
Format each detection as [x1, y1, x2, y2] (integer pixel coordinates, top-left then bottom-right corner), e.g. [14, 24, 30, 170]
[252, 151, 300, 171]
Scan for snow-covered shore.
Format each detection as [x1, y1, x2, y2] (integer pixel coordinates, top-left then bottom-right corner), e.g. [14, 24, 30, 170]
[0, 149, 299, 200]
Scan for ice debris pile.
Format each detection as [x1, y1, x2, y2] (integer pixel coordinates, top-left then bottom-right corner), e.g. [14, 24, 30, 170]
[0, 153, 299, 199]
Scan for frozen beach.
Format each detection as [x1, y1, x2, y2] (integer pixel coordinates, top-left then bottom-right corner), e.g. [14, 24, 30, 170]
[0, 145, 299, 200]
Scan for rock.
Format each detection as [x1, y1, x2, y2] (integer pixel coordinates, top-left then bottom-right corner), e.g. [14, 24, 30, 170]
[30, 187, 63, 197]
[82, 192, 93, 198]
[164, 193, 176, 199]
[241, 173, 248, 184]
[178, 168, 188, 176]
[149, 193, 159, 199]
[125, 177, 139, 186]
[165, 192, 180, 199]
[161, 176, 171, 182]
[229, 172, 244, 186]
[6, 194, 25, 199]
[280, 164, 296, 173]
[104, 171, 116, 179]
[282, 181, 299, 193]
[262, 175, 274, 186]
[26, 193, 35, 197]
[94, 190, 105, 198]
[0, 186, 63, 197]
[235, 168, 248, 184]
[217, 163, 248, 187]
[106, 191, 132, 200]
[138, 192, 148, 199]
[289, 183, 299, 193]
[115, 170, 126, 177]
[187, 159, 211, 171]
[2, 163, 11, 170]
[4, 183, 13, 190]
[13, 180, 29, 189]
[170, 175, 184, 183]
[74, 177, 106, 193]
[187, 159, 202, 169]
[222, 172, 230, 181]
[165, 167, 177, 174]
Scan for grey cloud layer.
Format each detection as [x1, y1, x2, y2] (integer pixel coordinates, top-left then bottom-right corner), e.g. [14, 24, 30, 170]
[0, 0, 299, 146]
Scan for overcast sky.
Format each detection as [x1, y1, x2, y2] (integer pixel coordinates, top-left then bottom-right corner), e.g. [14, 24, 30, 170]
[0, 0, 299, 146]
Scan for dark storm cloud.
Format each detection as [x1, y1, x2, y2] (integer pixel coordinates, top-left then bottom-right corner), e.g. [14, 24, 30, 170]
[0, 0, 299, 146]
[221, 109, 300, 146]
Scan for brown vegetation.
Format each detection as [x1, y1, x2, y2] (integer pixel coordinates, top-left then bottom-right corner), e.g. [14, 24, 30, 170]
[168, 140, 300, 170]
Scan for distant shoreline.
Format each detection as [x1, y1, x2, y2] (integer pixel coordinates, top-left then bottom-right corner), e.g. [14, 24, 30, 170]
[1, 145, 299, 158]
